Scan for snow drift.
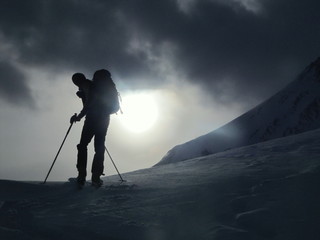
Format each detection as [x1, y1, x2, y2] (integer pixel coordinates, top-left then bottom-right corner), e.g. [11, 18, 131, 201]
[158, 58, 320, 165]
[1, 129, 320, 240]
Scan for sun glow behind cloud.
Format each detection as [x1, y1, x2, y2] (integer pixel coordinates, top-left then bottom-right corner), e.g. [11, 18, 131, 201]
[117, 91, 159, 133]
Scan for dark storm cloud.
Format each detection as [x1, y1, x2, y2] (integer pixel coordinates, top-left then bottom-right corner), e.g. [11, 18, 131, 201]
[1, 0, 320, 106]
[0, 61, 35, 107]
[122, 0, 320, 103]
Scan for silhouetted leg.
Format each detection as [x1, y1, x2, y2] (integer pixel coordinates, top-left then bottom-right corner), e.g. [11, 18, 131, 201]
[92, 116, 110, 179]
[77, 118, 94, 179]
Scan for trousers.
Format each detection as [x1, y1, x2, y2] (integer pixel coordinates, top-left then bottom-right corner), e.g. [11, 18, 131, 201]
[77, 114, 110, 177]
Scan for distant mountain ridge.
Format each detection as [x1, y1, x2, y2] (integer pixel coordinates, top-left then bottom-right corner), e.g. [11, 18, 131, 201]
[157, 57, 320, 165]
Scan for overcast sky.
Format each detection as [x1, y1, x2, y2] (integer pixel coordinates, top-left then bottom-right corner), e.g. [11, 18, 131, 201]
[1, 0, 320, 181]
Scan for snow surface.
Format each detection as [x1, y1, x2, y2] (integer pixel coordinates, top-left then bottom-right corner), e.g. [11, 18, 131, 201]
[158, 58, 320, 165]
[1, 128, 320, 240]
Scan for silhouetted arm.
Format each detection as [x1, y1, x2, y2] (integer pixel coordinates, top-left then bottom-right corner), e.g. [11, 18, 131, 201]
[72, 80, 93, 122]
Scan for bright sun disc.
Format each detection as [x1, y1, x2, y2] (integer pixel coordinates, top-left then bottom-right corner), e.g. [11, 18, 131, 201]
[119, 92, 159, 133]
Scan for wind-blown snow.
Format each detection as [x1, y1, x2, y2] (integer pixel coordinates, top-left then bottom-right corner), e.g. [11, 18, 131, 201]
[1, 129, 320, 240]
[158, 58, 320, 165]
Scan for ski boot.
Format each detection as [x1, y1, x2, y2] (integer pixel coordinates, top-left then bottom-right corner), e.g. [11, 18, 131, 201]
[91, 175, 103, 188]
[77, 173, 86, 187]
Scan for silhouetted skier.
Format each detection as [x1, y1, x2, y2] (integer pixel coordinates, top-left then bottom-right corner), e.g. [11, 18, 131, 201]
[71, 69, 118, 187]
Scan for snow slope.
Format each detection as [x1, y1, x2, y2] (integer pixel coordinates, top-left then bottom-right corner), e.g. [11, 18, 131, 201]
[158, 58, 320, 165]
[1, 128, 320, 240]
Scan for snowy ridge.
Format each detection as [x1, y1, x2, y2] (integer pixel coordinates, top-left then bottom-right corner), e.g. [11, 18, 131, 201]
[1, 129, 320, 239]
[158, 58, 320, 165]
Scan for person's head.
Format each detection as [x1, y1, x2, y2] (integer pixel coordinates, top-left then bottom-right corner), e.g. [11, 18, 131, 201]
[93, 69, 111, 82]
[72, 73, 86, 86]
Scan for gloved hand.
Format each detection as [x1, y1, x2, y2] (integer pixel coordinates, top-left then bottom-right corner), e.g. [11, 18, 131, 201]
[70, 114, 80, 124]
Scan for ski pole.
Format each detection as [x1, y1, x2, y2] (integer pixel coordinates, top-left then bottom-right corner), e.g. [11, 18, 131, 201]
[105, 146, 125, 182]
[43, 114, 76, 184]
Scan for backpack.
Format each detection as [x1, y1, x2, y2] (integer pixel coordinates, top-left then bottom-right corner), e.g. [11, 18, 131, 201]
[92, 79, 121, 115]
[106, 84, 121, 114]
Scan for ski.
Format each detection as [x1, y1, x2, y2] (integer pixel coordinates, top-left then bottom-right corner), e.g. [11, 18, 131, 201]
[68, 177, 87, 189]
